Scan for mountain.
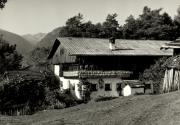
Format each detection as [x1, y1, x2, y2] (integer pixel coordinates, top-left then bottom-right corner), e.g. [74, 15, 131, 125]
[22, 33, 46, 45]
[37, 27, 61, 48]
[0, 29, 33, 55]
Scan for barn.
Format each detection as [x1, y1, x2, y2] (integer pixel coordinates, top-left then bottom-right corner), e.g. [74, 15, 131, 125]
[48, 37, 172, 99]
[161, 38, 180, 92]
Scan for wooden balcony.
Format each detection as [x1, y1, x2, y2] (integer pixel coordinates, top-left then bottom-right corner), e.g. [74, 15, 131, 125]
[63, 70, 132, 78]
[63, 71, 79, 77]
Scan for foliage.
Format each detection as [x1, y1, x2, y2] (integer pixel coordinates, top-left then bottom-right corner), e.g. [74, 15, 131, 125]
[123, 6, 177, 40]
[59, 13, 84, 37]
[174, 6, 180, 25]
[102, 13, 121, 38]
[56, 89, 81, 107]
[58, 6, 180, 40]
[174, 6, 180, 39]
[79, 78, 91, 103]
[0, 35, 23, 74]
[43, 89, 65, 109]
[0, 0, 7, 9]
[29, 47, 50, 66]
[140, 57, 168, 94]
[123, 15, 139, 39]
[0, 70, 61, 114]
[59, 13, 121, 38]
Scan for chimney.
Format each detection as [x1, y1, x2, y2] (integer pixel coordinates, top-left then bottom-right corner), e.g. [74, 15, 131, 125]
[109, 37, 115, 50]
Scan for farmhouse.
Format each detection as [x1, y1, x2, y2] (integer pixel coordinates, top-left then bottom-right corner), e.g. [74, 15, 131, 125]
[48, 37, 172, 99]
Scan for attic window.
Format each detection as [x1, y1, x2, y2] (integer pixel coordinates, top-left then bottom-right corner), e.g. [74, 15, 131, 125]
[60, 48, 64, 55]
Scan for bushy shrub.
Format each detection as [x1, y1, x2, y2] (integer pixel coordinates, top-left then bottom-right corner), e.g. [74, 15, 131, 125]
[56, 89, 80, 107]
[140, 57, 167, 94]
[0, 70, 61, 114]
[43, 88, 65, 110]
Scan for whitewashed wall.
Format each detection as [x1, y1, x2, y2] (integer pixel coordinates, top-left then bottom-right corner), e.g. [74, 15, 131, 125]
[58, 76, 122, 99]
[54, 65, 60, 76]
[53, 65, 144, 100]
[88, 78, 121, 99]
[59, 77, 81, 99]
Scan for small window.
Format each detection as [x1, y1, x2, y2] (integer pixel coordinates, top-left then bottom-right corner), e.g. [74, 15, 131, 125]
[145, 84, 151, 89]
[116, 83, 122, 91]
[105, 83, 111, 91]
[91, 84, 97, 91]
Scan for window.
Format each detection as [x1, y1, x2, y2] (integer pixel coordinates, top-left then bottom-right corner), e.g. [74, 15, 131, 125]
[91, 84, 97, 91]
[105, 83, 111, 91]
[145, 84, 151, 89]
[116, 83, 122, 91]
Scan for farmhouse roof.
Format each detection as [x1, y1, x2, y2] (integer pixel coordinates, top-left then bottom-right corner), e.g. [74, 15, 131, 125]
[160, 38, 180, 49]
[56, 37, 172, 56]
[47, 37, 173, 64]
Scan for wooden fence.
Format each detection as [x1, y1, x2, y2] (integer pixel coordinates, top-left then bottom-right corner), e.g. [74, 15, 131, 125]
[0, 106, 33, 116]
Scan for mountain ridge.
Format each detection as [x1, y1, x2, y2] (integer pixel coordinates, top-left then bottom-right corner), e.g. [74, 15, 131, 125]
[0, 28, 33, 55]
[37, 27, 61, 48]
[22, 33, 46, 45]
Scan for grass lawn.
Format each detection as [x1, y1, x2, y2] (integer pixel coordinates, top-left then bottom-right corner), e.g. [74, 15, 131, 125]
[1, 91, 180, 125]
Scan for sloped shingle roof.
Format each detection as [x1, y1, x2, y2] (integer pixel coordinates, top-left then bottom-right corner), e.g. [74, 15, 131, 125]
[57, 37, 172, 56]
[163, 55, 180, 69]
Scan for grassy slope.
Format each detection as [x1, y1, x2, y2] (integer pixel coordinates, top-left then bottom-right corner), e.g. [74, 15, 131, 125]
[1, 91, 180, 125]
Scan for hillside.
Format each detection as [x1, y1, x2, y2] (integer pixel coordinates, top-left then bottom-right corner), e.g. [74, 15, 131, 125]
[0, 29, 33, 55]
[37, 27, 61, 48]
[1, 91, 180, 125]
[22, 33, 46, 45]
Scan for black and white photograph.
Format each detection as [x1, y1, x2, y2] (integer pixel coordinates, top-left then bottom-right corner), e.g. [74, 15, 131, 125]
[0, 0, 180, 124]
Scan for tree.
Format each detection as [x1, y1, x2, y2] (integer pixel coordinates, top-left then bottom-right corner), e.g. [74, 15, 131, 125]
[0, 0, 7, 9]
[174, 6, 180, 38]
[175, 6, 180, 24]
[0, 35, 23, 74]
[29, 47, 50, 66]
[102, 13, 120, 38]
[60, 13, 83, 37]
[59, 13, 123, 38]
[81, 21, 96, 37]
[123, 15, 139, 39]
[122, 6, 176, 40]
[0, 70, 61, 114]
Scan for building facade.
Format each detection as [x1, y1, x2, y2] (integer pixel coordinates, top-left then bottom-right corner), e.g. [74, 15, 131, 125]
[48, 37, 172, 99]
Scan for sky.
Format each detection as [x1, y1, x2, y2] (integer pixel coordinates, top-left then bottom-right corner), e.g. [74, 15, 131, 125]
[0, 0, 179, 35]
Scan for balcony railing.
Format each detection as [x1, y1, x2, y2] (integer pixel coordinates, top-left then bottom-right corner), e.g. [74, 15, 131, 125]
[63, 70, 132, 78]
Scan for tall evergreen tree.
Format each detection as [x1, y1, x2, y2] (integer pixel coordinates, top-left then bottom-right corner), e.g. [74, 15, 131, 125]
[102, 13, 120, 38]
[174, 6, 180, 39]
[122, 6, 176, 40]
[123, 15, 139, 39]
[60, 13, 83, 37]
